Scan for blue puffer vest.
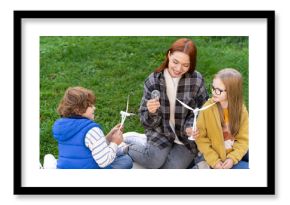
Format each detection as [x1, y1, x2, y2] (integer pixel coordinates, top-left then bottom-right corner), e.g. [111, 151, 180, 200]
[52, 116, 112, 169]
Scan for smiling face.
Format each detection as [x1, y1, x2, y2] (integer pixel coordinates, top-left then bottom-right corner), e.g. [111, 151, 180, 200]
[82, 105, 96, 120]
[167, 51, 190, 78]
[212, 77, 228, 105]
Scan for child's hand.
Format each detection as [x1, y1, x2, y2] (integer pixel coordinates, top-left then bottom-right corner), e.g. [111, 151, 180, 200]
[185, 127, 200, 140]
[110, 130, 123, 145]
[112, 123, 124, 132]
[107, 124, 123, 138]
[213, 161, 223, 169]
[222, 158, 234, 169]
[106, 124, 123, 145]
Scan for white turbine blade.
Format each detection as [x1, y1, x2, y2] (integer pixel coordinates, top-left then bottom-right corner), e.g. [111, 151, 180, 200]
[176, 99, 194, 111]
[120, 119, 125, 129]
[121, 117, 126, 125]
[126, 95, 129, 113]
[198, 102, 216, 111]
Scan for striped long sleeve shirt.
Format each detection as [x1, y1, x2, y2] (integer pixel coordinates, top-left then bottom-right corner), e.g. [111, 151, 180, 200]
[84, 127, 118, 168]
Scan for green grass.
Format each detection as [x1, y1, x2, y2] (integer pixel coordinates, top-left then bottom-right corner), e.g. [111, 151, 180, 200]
[40, 36, 248, 162]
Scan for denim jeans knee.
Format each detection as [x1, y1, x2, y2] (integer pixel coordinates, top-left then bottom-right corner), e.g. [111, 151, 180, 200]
[128, 142, 170, 169]
[232, 160, 249, 169]
[110, 154, 133, 169]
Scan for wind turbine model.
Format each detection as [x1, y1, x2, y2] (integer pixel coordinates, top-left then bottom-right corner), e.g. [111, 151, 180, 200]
[119, 94, 135, 130]
[176, 99, 216, 140]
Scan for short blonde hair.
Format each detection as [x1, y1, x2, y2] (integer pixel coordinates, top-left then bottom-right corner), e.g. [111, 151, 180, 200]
[57, 87, 96, 117]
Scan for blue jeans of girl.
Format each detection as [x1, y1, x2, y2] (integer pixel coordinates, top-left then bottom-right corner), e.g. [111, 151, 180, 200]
[192, 151, 249, 169]
[232, 151, 249, 169]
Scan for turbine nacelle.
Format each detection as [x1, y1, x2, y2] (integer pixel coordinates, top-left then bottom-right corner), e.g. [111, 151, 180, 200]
[176, 98, 216, 140]
[120, 111, 135, 117]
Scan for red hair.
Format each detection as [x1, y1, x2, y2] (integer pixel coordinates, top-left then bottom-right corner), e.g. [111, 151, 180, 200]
[155, 38, 197, 73]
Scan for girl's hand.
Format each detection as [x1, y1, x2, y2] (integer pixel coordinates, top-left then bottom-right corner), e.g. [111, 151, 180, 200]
[222, 158, 234, 169]
[185, 127, 200, 140]
[213, 161, 223, 169]
[146, 99, 160, 113]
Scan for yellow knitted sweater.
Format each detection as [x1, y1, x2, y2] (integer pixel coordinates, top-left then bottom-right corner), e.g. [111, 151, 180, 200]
[196, 98, 249, 167]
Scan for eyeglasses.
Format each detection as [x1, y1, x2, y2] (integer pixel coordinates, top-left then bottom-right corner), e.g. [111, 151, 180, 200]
[211, 85, 226, 95]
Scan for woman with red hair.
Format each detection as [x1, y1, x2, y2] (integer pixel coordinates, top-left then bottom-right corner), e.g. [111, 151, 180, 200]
[124, 38, 209, 168]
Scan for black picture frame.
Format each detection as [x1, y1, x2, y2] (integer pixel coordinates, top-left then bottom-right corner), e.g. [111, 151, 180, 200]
[14, 10, 275, 195]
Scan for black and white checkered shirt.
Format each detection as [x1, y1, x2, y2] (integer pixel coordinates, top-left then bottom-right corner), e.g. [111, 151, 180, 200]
[139, 70, 209, 154]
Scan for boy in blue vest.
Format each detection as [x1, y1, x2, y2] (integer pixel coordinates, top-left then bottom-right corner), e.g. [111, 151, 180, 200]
[52, 86, 133, 169]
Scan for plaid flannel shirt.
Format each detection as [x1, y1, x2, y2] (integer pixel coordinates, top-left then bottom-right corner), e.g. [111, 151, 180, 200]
[139, 70, 209, 153]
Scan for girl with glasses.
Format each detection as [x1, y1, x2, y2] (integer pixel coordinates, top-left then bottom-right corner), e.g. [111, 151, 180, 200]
[195, 68, 249, 169]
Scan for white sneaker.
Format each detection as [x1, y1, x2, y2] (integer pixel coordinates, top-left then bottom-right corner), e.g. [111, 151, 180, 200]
[123, 132, 147, 146]
[123, 132, 146, 140]
[43, 154, 57, 169]
[117, 143, 129, 155]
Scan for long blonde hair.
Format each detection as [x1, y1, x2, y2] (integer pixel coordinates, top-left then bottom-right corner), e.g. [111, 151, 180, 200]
[215, 68, 243, 136]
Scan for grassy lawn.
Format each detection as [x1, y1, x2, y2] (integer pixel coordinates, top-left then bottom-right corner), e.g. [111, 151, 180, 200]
[40, 36, 248, 162]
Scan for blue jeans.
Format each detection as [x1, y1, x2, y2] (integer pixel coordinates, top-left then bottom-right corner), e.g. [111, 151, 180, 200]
[232, 160, 248, 169]
[192, 151, 249, 169]
[110, 154, 133, 169]
[232, 152, 249, 169]
[123, 132, 195, 169]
